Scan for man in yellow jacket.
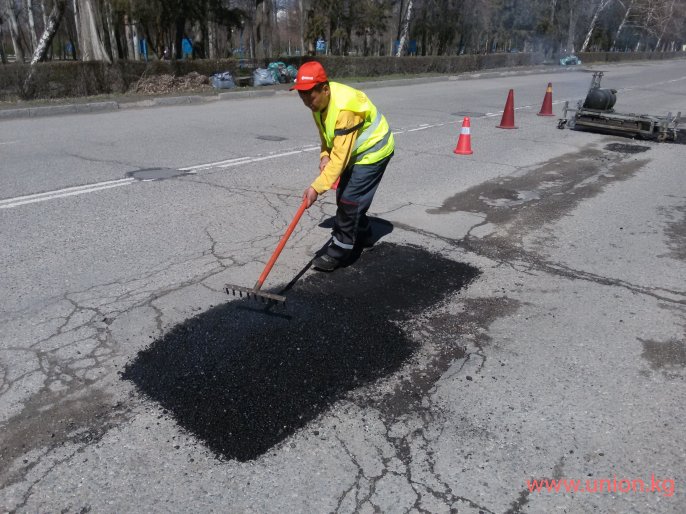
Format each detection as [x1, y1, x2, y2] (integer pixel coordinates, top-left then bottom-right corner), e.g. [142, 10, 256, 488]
[292, 61, 395, 271]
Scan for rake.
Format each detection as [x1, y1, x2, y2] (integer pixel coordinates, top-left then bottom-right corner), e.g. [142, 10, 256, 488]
[225, 198, 308, 306]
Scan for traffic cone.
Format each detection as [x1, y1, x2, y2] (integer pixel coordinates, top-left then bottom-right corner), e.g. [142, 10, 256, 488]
[497, 89, 518, 129]
[454, 117, 473, 155]
[537, 82, 555, 116]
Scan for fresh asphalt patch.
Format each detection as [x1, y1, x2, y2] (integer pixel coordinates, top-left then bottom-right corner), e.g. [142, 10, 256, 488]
[122, 243, 480, 461]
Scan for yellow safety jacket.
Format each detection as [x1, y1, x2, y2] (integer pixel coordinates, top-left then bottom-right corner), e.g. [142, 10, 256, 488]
[313, 82, 394, 166]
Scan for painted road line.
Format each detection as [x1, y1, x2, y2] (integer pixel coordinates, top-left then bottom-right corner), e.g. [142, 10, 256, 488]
[0, 178, 134, 209]
[181, 146, 320, 172]
[214, 150, 307, 168]
[179, 156, 251, 171]
[408, 123, 444, 132]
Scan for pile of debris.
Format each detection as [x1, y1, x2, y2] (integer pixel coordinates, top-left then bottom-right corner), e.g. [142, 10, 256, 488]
[129, 72, 211, 95]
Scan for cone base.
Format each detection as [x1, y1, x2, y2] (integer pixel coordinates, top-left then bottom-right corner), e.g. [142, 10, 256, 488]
[496, 125, 518, 129]
[454, 149, 473, 155]
[537, 113, 555, 117]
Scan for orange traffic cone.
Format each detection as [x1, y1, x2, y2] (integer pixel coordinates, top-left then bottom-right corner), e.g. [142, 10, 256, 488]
[497, 89, 518, 129]
[454, 117, 473, 155]
[537, 82, 555, 116]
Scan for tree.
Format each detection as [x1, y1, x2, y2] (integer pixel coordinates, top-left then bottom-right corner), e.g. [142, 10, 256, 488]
[25, 0, 38, 51]
[612, 0, 635, 49]
[3, 0, 26, 62]
[76, 0, 110, 61]
[254, 0, 273, 59]
[0, 14, 7, 63]
[30, 0, 66, 63]
[396, 0, 411, 55]
[580, 0, 613, 52]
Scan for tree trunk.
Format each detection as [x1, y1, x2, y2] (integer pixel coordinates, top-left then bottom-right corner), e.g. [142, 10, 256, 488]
[612, 0, 634, 50]
[581, 0, 611, 53]
[654, 0, 676, 51]
[131, 20, 140, 60]
[77, 0, 111, 62]
[124, 14, 134, 59]
[272, 1, 280, 56]
[72, 0, 80, 55]
[396, 0, 406, 39]
[24, 0, 66, 94]
[298, 0, 305, 56]
[104, 0, 118, 61]
[174, 17, 185, 59]
[192, 20, 203, 58]
[254, 0, 272, 60]
[26, 0, 38, 52]
[0, 25, 7, 64]
[396, 0, 412, 56]
[4, 0, 26, 62]
[566, 2, 577, 53]
[39, 0, 47, 27]
[207, 14, 217, 59]
[30, 0, 66, 64]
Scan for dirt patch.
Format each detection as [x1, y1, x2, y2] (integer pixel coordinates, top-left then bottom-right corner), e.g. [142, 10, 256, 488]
[639, 338, 686, 370]
[429, 144, 649, 230]
[604, 143, 651, 154]
[0, 388, 129, 487]
[128, 72, 211, 95]
[660, 204, 686, 261]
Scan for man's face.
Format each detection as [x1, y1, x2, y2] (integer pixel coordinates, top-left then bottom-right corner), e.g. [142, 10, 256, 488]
[298, 84, 330, 112]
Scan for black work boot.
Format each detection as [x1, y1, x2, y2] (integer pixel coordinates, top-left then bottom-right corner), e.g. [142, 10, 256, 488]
[312, 254, 341, 272]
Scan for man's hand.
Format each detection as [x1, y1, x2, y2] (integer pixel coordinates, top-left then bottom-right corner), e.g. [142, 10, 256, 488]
[319, 156, 331, 171]
[303, 186, 318, 208]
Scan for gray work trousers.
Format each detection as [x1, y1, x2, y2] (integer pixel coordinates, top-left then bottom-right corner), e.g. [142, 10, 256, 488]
[327, 153, 393, 260]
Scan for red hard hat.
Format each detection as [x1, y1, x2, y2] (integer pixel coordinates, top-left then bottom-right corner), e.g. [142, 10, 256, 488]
[290, 61, 328, 91]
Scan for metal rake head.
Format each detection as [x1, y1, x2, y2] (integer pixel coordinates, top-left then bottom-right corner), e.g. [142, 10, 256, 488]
[225, 284, 287, 306]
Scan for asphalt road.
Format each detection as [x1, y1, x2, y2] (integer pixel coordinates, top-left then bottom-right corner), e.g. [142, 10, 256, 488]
[1, 59, 685, 513]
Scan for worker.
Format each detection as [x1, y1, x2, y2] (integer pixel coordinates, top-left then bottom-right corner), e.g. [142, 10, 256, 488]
[291, 61, 395, 271]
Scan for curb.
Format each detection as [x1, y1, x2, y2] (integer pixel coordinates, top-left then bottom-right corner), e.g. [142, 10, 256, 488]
[0, 100, 121, 119]
[0, 65, 593, 121]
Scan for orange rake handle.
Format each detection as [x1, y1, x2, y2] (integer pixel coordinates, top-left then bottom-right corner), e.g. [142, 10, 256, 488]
[254, 198, 308, 291]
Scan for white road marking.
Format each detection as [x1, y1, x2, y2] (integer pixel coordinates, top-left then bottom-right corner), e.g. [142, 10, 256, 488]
[221, 149, 312, 167]
[179, 156, 251, 171]
[180, 146, 321, 172]
[9, 73, 685, 211]
[0, 178, 134, 209]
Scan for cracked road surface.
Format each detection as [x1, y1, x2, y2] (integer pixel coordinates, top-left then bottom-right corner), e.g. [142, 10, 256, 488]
[1, 60, 685, 512]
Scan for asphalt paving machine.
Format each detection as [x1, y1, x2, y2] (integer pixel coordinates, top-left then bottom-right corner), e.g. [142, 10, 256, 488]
[558, 72, 681, 142]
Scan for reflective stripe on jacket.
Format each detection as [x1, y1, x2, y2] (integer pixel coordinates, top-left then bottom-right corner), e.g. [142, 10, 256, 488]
[313, 82, 394, 166]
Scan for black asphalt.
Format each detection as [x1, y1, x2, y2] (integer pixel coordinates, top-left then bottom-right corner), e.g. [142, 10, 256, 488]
[123, 243, 480, 461]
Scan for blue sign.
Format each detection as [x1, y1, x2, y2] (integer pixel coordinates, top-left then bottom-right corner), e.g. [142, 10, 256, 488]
[182, 38, 193, 58]
[316, 38, 326, 53]
[139, 39, 148, 61]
